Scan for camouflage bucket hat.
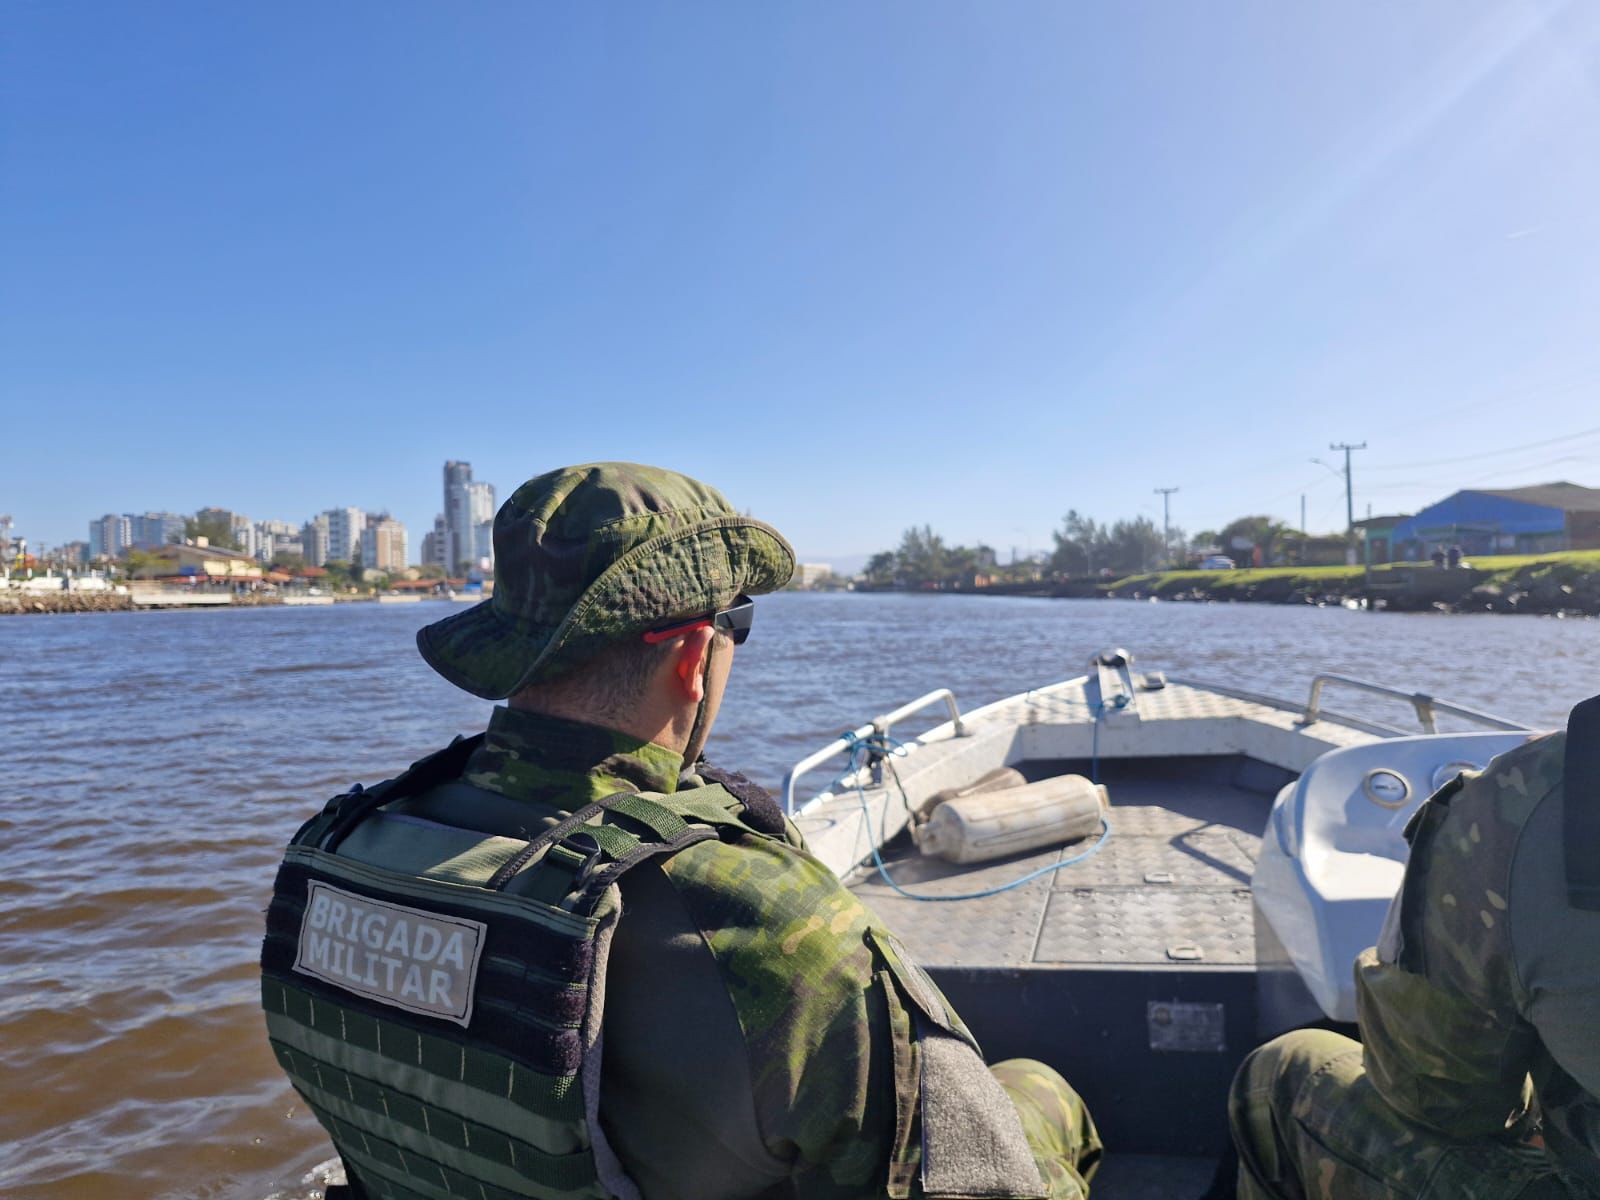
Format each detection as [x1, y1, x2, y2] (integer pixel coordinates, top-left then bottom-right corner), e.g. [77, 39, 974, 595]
[417, 462, 795, 699]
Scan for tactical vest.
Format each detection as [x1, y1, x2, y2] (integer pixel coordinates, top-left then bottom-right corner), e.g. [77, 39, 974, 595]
[260, 736, 777, 1200]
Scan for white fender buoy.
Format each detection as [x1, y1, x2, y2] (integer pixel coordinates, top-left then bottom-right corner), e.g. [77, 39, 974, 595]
[917, 775, 1109, 864]
[915, 766, 1027, 821]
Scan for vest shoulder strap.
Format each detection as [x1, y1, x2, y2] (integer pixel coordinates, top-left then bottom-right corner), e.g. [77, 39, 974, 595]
[1565, 695, 1600, 911]
[292, 738, 778, 912]
[485, 782, 776, 908]
[291, 734, 486, 852]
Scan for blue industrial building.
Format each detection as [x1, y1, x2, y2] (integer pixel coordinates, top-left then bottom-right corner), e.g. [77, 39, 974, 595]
[1390, 482, 1600, 560]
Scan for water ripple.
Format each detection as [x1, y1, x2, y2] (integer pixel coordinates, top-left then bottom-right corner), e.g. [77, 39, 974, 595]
[1, 595, 1595, 1199]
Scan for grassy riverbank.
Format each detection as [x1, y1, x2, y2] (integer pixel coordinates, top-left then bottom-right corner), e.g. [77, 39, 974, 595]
[1098, 551, 1600, 614]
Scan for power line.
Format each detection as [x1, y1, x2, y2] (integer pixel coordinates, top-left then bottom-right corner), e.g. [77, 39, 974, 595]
[1381, 368, 1600, 437]
[1354, 450, 1600, 497]
[1363, 424, 1600, 472]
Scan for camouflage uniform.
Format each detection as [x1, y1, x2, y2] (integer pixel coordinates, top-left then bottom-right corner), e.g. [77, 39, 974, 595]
[1230, 732, 1600, 1200]
[265, 463, 1099, 1199]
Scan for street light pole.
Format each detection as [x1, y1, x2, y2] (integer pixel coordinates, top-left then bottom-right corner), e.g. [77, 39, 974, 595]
[1330, 442, 1366, 538]
[1154, 487, 1179, 568]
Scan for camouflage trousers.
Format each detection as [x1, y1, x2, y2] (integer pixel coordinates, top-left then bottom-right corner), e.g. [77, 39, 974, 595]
[992, 1059, 1104, 1199]
[1229, 1030, 1568, 1200]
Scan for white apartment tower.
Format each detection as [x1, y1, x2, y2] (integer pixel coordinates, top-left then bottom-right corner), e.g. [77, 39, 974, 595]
[89, 514, 132, 560]
[325, 507, 365, 564]
[251, 519, 300, 563]
[443, 461, 496, 573]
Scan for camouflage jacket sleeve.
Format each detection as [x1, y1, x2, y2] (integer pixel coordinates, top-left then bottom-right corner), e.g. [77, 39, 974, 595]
[657, 832, 904, 1197]
[610, 784, 1047, 1198]
[1355, 734, 1559, 1137]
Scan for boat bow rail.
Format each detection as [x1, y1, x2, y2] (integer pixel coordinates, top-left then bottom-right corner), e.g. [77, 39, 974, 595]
[781, 687, 966, 816]
[782, 653, 1532, 883]
[1296, 673, 1526, 735]
[784, 650, 1535, 1167]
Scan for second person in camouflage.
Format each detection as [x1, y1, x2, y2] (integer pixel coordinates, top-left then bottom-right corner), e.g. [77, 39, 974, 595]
[1228, 729, 1600, 1199]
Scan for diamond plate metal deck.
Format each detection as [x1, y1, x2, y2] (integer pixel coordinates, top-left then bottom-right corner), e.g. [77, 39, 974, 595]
[1053, 831, 1255, 888]
[847, 756, 1272, 972]
[1036, 887, 1256, 966]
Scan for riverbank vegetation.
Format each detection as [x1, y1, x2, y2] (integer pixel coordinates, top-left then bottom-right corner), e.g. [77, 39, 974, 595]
[1100, 551, 1600, 614]
[860, 511, 1600, 614]
[865, 513, 1362, 590]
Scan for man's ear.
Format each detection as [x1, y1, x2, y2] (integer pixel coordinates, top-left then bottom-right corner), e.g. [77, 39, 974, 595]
[670, 626, 716, 702]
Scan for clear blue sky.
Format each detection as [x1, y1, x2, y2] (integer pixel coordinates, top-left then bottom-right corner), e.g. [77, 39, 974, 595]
[5, 2, 1599, 565]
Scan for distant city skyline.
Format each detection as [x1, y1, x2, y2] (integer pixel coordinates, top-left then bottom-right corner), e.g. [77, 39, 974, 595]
[71, 500, 417, 569]
[5, 5, 1599, 565]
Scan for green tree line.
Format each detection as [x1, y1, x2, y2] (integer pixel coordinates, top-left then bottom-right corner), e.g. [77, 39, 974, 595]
[866, 513, 1320, 587]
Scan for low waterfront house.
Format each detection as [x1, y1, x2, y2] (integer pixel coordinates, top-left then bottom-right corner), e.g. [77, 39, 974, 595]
[1353, 515, 1409, 564]
[1390, 481, 1600, 560]
[133, 542, 264, 581]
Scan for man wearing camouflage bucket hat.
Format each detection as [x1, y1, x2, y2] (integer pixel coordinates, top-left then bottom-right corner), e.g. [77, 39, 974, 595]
[261, 462, 1101, 1200]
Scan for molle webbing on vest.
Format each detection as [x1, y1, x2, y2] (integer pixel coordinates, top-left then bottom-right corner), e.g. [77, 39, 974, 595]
[1567, 696, 1600, 911]
[263, 858, 597, 1071]
[263, 759, 777, 1200]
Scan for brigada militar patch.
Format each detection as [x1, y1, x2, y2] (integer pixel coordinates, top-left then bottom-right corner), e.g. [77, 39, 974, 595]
[293, 880, 486, 1027]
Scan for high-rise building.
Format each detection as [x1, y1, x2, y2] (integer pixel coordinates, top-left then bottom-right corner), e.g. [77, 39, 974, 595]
[421, 514, 448, 571]
[467, 481, 495, 571]
[251, 519, 300, 563]
[443, 461, 497, 573]
[360, 515, 409, 574]
[193, 507, 239, 539]
[444, 461, 472, 572]
[325, 507, 365, 564]
[92, 512, 185, 557]
[230, 513, 255, 557]
[472, 516, 494, 569]
[89, 514, 132, 560]
[129, 512, 186, 549]
[302, 515, 331, 567]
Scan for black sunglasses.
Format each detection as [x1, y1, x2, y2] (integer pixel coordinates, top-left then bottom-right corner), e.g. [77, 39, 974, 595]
[642, 593, 755, 646]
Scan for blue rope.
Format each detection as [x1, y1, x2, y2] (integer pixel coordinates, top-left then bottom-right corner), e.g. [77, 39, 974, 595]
[1022, 689, 1131, 786]
[832, 720, 1112, 904]
[1089, 692, 1131, 785]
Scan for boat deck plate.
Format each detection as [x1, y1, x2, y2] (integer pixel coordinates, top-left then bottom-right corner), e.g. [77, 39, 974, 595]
[847, 760, 1270, 973]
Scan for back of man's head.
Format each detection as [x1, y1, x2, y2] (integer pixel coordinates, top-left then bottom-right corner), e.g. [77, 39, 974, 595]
[416, 461, 794, 707]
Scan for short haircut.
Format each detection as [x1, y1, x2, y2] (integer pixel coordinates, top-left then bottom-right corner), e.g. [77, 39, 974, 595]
[513, 629, 729, 724]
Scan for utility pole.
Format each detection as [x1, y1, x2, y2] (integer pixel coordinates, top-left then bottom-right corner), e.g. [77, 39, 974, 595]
[1300, 495, 1307, 535]
[1329, 442, 1366, 536]
[1154, 487, 1179, 567]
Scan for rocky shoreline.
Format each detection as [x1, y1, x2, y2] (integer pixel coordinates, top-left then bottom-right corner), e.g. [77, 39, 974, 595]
[857, 554, 1600, 617]
[0, 591, 136, 615]
[1092, 556, 1600, 616]
[0, 591, 435, 615]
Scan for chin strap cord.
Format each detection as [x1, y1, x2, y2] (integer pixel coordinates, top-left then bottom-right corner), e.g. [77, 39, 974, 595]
[832, 725, 1112, 904]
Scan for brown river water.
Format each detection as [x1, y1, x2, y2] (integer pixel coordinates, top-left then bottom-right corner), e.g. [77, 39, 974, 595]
[2, 593, 1596, 1199]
